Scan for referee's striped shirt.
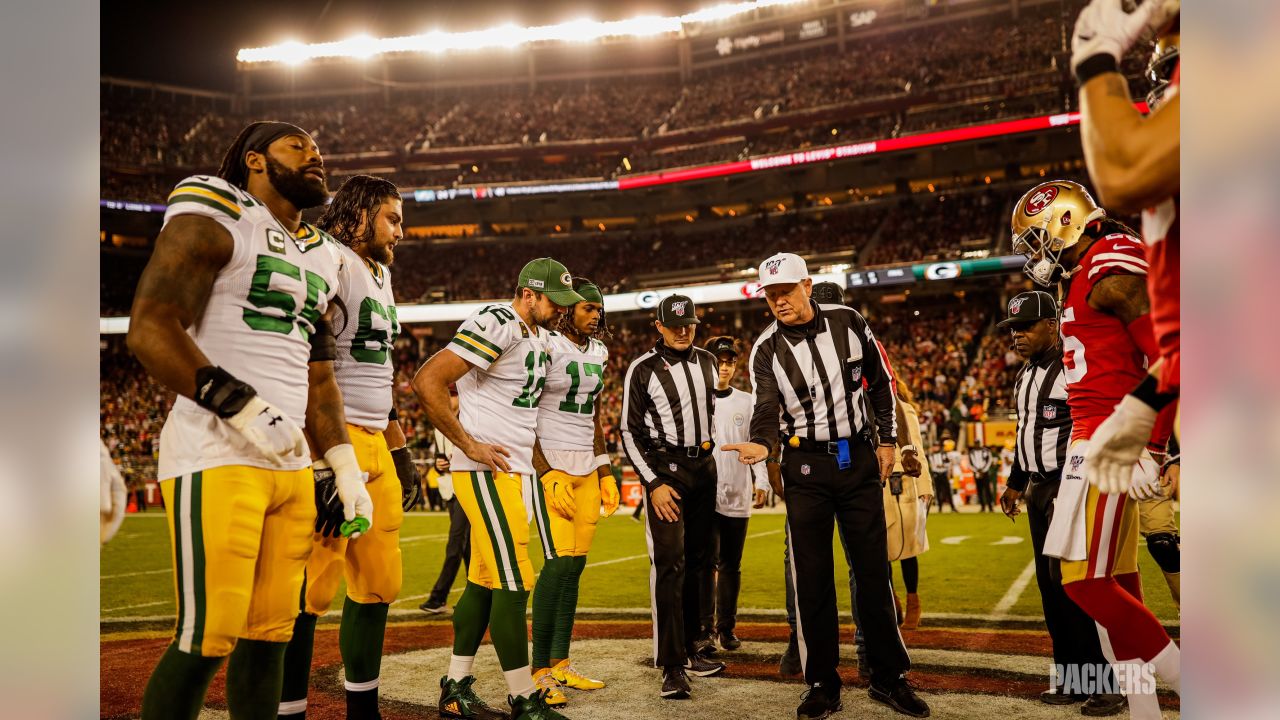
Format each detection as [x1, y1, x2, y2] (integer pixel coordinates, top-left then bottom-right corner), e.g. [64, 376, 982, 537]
[620, 340, 717, 487]
[748, 301, 897, 451]
[1007, 344, 1071, 491]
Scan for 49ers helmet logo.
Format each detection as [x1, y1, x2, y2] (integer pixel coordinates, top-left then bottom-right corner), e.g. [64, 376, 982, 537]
[1023, 186, 1059, 216]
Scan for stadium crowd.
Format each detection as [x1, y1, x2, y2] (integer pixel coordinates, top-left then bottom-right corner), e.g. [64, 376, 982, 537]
[100, 2, 1126, 202]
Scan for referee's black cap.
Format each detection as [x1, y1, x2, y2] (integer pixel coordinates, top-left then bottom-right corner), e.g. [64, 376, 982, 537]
[656, 293, 700, 326]
[997, 290, 1058, 329]
[811, 281, 846, 305]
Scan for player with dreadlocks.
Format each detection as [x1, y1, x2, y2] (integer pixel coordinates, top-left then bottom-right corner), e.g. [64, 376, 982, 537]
[527, 277, 620, 705]
[132, 121, 371, 719]
[278, 175, 417, 719]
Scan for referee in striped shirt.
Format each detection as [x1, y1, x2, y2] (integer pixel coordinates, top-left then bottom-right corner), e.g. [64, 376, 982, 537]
[725, 254, 927, 719]
[997, 291, 1120, 712]
[620, 293, 726, 699]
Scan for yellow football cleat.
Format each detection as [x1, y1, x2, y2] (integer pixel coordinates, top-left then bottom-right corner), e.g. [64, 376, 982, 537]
[532, 667, 569, 706]
[551, 659, 606, 690]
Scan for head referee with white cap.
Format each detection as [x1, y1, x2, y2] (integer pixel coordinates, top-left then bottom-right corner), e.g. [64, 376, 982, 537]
[724, 253, 929, 719]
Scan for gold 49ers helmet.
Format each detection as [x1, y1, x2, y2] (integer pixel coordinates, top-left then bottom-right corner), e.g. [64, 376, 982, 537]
[1011, 180, 1105, 287]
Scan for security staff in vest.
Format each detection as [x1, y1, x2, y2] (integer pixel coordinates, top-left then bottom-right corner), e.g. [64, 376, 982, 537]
[997, 291, 1122, 715]
[620, 294, 726, 700]
[968, 444, 995, 512]
[725, 254, 928, 719]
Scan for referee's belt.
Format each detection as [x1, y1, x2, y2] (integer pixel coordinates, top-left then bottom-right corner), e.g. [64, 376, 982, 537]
[784, 436, 859, 455]
[1027, 470, 1062, 484]
[649, 440, 715, 459]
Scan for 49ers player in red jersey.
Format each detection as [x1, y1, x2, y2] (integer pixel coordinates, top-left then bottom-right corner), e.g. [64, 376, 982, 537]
[1011, 180, 1179, 719]
[1069, 0, 1181, 496]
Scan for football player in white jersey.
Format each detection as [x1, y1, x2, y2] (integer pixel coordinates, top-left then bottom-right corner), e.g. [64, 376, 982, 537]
[527, 278, 620, 704]
[413, 258, 584, 720]
[128, 121, 372, 719]
[278, 175, 419, 719]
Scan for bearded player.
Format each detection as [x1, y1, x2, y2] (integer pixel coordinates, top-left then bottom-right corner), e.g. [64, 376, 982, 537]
[278, 175, 421, 719]
[128, 121, 372, 718]
[414, 258, 584, 720]
[528, 277, 621, 705]
[1070, 0, 1182, 497]
[1011, 180, 1179, 718]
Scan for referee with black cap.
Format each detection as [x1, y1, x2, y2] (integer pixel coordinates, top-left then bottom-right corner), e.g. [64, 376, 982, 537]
[620, 293, 726, 700]
[996, 291, 1122, 713]
[726, 253, 927, 718]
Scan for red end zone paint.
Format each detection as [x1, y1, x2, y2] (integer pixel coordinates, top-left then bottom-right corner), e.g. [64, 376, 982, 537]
[618, 105, 1147, 191]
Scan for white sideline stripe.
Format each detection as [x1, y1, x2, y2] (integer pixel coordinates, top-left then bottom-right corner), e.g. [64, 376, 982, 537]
[399, 533, 448, 544]
[102, 568, 171, 579]
[104, 599, 171, 613]
[992, 560, 1038, 618]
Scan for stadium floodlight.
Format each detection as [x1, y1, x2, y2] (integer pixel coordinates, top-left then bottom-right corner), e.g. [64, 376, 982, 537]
[236, 0, 808, 64]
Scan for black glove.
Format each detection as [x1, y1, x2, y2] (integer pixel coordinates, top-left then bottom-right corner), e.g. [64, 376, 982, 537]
[313, 465, 345, 538]
[392, 446, 421, 511]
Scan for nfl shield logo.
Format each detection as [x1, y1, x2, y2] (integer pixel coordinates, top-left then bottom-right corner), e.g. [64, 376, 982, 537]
[1070, 455, 1084, 471]
[850, 366, 862, 383]
[765, 259, 783, 275]
[672, 301, 687, 316]
[1009, 297, 1027, 314]
[1042, 404, 1057, 420]
[669, 463, 678, 472]
[801, 464, 811, 475]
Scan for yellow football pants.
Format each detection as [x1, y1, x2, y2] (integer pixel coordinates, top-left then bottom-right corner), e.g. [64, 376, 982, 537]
[159, 464, 315, 657]
[531, 469, 601, 559]
[452, 470, 534, 591]
[303, 425, 405, 615]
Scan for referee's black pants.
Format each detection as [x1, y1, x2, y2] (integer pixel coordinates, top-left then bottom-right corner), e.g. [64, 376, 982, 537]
[784, 440, 909, 689]
[643, 453, 717, 669]
[1025, 475, 1114, 689]
[976, 469, 995, 511]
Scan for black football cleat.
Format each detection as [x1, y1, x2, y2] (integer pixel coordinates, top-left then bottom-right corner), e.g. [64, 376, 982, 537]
[718, 631, 742, 651]
[1040, 690, 1086, 705]
[779, 632, 802, 677]
[439, 675, 510, 719]
[1080, 693, 1126, 716]
[796, 682, 843, 720]
[869, 676, 930, 718]
[660, 667, 691, 699]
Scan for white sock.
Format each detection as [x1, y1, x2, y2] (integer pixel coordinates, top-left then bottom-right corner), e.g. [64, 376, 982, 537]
[1151, 640, 1181, 695]
[505, 666, 537, 699]
[447, 655, 476, 682]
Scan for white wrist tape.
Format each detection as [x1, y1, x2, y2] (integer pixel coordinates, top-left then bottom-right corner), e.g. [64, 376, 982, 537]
[324, 443, 363, 482]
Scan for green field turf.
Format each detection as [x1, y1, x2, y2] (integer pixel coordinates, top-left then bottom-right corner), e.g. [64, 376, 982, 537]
[100, 508, 1179, 625]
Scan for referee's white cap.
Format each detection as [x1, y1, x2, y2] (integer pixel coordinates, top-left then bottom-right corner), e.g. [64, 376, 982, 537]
[758, 252, 809, 287]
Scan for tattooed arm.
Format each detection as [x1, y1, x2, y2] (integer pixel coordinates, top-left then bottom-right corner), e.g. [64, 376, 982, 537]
[125, 214, 231, 398]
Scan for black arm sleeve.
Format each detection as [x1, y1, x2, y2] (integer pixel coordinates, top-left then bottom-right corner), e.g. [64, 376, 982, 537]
[309, 317, 337, 363]
[748, 335, 782, 453]
[853, 312, 897, 444]
[1007, 453, 1029, 493]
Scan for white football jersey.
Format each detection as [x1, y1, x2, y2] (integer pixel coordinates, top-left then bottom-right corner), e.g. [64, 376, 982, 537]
[536, 332, 608, 453]
[447, 303, 551, 476]
[712, 387, 767, 518]
[158, 175, 343, 479]
[332, 244, 400, 430]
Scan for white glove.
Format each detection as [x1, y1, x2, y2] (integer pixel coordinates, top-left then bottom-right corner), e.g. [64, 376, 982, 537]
[1071, 0, 1180, 77]
[1085, 395, 1158, 495]
[1127, 450, 1164, 500]
[100, 440, 127, 544]
[225, 395, 307, 464]
[325, 443, 373, 538]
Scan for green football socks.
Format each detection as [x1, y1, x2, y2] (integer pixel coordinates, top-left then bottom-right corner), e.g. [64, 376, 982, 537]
[225, 639, 288, 720]
[139, 642, 223, 720]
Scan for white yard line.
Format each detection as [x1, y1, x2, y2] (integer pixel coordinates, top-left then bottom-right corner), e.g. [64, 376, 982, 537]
[102, 568, 171, 579]
[992, 559, 1038, 619]
[103, 599, 171, 613]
